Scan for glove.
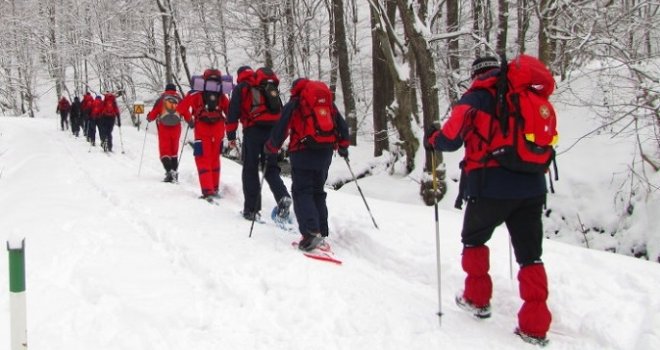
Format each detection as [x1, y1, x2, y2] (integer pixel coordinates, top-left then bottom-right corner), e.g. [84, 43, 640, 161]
[187, 120, 194, 129]
[338, 147, 349, 159]
[423, 122, 441, 151]
[116, 117, 121, 127]
[263, 142, 277, 156]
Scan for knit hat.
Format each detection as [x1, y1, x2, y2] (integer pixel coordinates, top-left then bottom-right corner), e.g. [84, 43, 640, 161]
[471, 56, 499, 78]
[165, 83, 177, 92]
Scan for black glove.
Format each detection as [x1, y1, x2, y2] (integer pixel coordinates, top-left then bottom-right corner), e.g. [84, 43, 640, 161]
[116, 117, 121, 127]
[338, 147, 349, 159]
[187, 120, 194, 129]
[423, 122, 441, 151]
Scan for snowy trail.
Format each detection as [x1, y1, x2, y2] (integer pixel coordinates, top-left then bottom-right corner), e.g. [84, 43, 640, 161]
[1, 117, 660, 349]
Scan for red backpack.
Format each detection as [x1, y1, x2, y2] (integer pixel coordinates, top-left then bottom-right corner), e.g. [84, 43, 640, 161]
[102, 94, 118, 117]
[247, 67, 282, 126]
[482, 54, 558, 174]
[292, 80, 337, 149]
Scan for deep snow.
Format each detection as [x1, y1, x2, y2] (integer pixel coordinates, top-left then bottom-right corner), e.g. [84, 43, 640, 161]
[0, 93, 659, 349]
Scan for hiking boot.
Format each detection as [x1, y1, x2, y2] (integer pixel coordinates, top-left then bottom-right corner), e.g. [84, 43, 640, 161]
[163, 172, 173, 183]
[169, 170, 178, 183]
[298, 233, 324, 252]
[242, 211, 261, 221]
[514, 328, 549, 347]
[455, 295, 491, 319]
[276, 196, 292, 219]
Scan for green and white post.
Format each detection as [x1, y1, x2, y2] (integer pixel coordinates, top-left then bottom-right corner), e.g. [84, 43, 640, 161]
[8, 239, 27, 349]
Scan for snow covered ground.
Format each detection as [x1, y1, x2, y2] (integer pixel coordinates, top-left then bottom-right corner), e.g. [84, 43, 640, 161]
[0, 105, 659, 349]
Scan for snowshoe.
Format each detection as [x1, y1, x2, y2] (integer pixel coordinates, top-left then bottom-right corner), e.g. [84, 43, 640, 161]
[297, 233, 324, 252]
[455, 295, 491, 319]
[514, 328, 549, 347]
[271, 206, 293, 229]
[242, 210, 262, 222]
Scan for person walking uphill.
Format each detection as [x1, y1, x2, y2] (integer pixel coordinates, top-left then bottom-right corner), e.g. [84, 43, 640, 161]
[265, 78, 349, 252]
[176, 69, 230, 200]
[147, 83, 183, 183]
[227, 66, 292, 221]
[56, 96, 71, 131]
[70, 96, 82, 137]
[424, 56, 553, 346]
[81, 92, 94, 138]
[98, 92, 121, 152]
[89, 95, 104, 146]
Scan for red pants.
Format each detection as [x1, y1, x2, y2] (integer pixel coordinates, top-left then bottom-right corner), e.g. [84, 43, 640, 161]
[193, 121, 224, 196]
[157, 123, 182, 158]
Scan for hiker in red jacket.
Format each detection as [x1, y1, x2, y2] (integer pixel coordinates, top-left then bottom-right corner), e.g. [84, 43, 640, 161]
[56, 96, 71, 131]
[265, 78, 350, 251]
[98, 92, 121, 152]
[81, 92, 94, 138]
[424, 56, 552, 345]
[89, 96, 104, 146]
[176, 69, 230, 200]
[226, 66, 292, 221]
[147, 83, 184, 182]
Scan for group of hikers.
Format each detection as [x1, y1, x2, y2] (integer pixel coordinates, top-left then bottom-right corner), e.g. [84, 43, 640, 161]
[56, 91, 121, 152]
[55, 55, 555, 346]
[146, 67, 350, 253]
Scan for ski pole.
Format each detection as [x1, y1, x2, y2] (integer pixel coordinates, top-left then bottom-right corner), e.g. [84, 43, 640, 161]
[431, 151, 443, 325]
[138, 122, 149, 176]
[178, 124, 190, 165]
[118, 123, 125, 154]
[344, 158, 379, 229]
[248, 161, 267, 238]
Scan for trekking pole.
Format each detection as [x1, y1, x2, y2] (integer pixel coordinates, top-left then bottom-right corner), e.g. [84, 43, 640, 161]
[248, 162, 267, 238]
[431, 151, 443, 325]
[118, 124, 125, 154]
[178, 124, 190, 165]
[344, 158, 379, 229]
[138, 122, 149, 176]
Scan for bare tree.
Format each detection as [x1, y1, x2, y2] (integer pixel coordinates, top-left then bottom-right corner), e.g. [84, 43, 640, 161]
[332, 0, 358, 145]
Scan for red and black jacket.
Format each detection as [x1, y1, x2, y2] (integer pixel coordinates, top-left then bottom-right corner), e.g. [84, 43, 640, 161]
[429, 70, 547, 199]
[226, 68, 256, 140]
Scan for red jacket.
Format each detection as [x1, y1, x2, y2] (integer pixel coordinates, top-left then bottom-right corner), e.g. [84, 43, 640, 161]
[91, 97, 104, 119]
[101, 93, 121, 118]
[81, 93, 94, 114]
[56, 97, 71, 113]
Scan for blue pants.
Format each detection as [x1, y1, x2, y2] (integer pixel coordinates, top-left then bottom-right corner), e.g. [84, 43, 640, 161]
[291, 167, 329, 237]
[242, 127, 289, 213]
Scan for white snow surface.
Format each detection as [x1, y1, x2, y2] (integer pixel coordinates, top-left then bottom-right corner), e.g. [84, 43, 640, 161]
[1, 99, 660, 349]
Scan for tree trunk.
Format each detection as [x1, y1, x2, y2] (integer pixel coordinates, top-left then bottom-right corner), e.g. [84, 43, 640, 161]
[496, 0, 509, 55]
[284, 0, 296, 78]
[156, 0, 173, 84]
[446, 0, 460, 103]
[370, 4, 392, 157]
[517, 0, 530, 54]
[396, 0, 446, 201]
[333, 0, 358, 145]
[369, 0, 416, 173]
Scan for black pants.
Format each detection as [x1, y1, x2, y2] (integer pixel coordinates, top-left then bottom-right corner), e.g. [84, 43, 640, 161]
[241, 127, 289, 213]
[291, 166, 329, 237]
[461, 195, 546, 266]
